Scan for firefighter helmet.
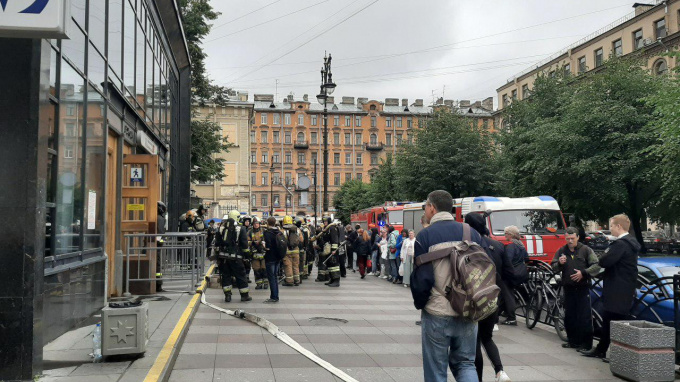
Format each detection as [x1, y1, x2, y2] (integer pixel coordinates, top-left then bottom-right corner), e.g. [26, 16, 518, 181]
[283, 215, 293, 225]
[228, 210, 240, 221]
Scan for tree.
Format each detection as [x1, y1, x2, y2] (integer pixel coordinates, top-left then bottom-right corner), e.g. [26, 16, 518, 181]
[500, 57, 665, 249]
[393, 111, 499, 201]
[369, 153, 400, 204]
[190, 118, 234, 183]
[333, 180, 373, 225]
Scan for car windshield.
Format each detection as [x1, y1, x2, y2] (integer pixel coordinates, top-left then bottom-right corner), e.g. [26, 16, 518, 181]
[388, 210, 403, 225]
[489, 210, 566, 235]
[657, 266, 680, 278]
[643, 231, 666, 238]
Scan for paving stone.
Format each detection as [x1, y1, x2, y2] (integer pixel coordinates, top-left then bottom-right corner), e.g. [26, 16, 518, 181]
[271, 367, 337, 382]
[212, 368, 275, 382]
[268, 354, 319, 368]
[167, 368, 214, 382]
[173, 354, 216, 370]
[215, 343, 267, 355]
[69, 361, 131, 376]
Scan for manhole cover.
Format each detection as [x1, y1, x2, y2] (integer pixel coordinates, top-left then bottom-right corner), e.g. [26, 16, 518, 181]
[308, 317, 348, 326]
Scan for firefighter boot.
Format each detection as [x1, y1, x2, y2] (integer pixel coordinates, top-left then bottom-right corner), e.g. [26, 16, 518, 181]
[240, 292, 252, 302]
[224, 292, 232, 303]
[326, 278, 340, 287]
[255, 283, 263, 290]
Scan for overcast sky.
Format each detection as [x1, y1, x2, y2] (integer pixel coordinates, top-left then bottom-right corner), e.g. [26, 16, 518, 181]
[203, 0, 638, 108]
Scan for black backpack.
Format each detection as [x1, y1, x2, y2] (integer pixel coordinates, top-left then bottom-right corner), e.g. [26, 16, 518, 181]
[274, 230, 288, 260]
[286, 227, 301, 249]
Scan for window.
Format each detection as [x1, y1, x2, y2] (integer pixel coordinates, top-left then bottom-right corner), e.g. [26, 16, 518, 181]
[262, 151, 270, 163]
[251, 194, 257, 207]
[371, 116, 376, 128]
[298, 114, 304, 125]
[483, 119, 489, 129]
[345, 116, 351, 126]
[65, 123, 76, 137]
[285, 173, 292, 186]
[284, 114, 291, 125]
[311, 152, 318, 164]
[522, 84, 530, 99]
[396, 133, 403, 145]
[273, 195, 280, 207]
[334, 116, 339, 126]
[344, 133, 351, 145]
[261, 194, 268, 207]
[370, 105, 376, 111]
[407, 133, 413, 144]
[396, 117, 402, 128]
[370, 133, 377, 144]
[549, 70, 556, 78]
[371, 154, 378, 165]
[386, 117, 392, 127]
[64, 144, 74, 158]
[334, 173, 340, 185]
[654, 59, 668, 75]
[311, 115, 317, 126]
[355, 116, 362, 127]
[285, 151, 292, 163]
[272, 152, 280, 163]
[297, 152, 305, 164]
[594, 48, 603, 67]
[273, 113, 280, 125]
[511, 90, 517, 101]
[251, 151, 256, 163]
[563, 63, 571, 76]
[66, 105, 75, 116]
[355, 133, 362, 145]
[285, 195, 291, 208]
[260, 131, 268, 143]
[356, 153, 362, 164]
[285, 132, 291, 144]
[273, 130, 280, 143]
[502, 94, 509, 107]
[296, 132, 305, 143]
[251, 172, 257, 185]
[345, 153, 352, 164]
[578, 56, 586, 73]
[386, 133, 392, 146]
[656, 18, 667, 39]
[633, 29, 643, 50]
[261, 113, 268, 124]
[311, 132, 317, 144]
[261, 173, 268, 186]
[613, 39, 623, 57]
[333, 153, 340, 164]
[357, 173, 363, 182]
[250, 131, 256, 143]
[346, 173, 352, 182]
[273, 172, 280, 185]
[333, 133, 340, 145]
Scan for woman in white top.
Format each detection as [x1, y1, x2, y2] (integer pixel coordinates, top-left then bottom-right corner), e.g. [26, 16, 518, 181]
[378, 229, 389, 278]
[400, 230, 416, 287]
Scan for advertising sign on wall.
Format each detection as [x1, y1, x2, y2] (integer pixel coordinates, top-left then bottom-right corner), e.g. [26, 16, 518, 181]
[0, 0, 70, 38]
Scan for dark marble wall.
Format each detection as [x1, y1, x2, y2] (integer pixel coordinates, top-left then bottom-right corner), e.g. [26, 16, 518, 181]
[0, 38, 49, 381]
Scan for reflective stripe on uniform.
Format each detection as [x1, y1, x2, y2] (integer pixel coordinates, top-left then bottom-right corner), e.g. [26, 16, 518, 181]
[223, 286, 232, 293]
[155, 273, 162, 277]
[239, 288, 249, 294]
[328, 266, 340, 272]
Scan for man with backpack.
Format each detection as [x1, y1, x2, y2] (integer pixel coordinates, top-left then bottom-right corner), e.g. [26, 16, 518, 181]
[215, 210, 251, 303]
[410, 190, 486, 382]
[263, 216, 286, 303]
[281, 216, 303, 286]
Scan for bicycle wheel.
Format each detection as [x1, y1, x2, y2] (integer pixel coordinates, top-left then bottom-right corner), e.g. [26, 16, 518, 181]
[525, 290, 543, 329]
[553, 305, 568, 342]
[514, 290, 527, 318]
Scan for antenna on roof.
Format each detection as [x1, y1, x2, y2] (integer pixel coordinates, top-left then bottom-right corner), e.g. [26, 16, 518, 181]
[275, 79, 278, 102]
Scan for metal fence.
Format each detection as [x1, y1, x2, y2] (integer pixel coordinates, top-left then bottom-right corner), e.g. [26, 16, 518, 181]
[123, 232, 206, 296]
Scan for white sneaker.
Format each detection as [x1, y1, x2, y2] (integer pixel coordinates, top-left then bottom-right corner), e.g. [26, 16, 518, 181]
[496, 370, 511, 382]
[366, 272, 374, 276]
[493, 324, 499, 332]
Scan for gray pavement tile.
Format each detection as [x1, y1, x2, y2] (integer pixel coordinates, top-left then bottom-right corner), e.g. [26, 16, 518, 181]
[264, 333, 310, 344]
[194, 312, 221, 319]
[339, 367, 397, 382]
[276, 325, 305, 334]
[214, 354, 271, 368]
[312, 342, 365, 354]
[378, 326, 421, 335]
[69, 361, 131, 376]
[358, 343, 415, 355]
[508, 353, 571, 366]
[271, 367, 337, 382]
[191, 318, 221, 326]
[349, 334, 398, 344]
[184, 333, 219, 343]
[268, 354, 320, 368]
[215, 343, 268, 355]
[320, 354, 379, 367]
[306, 334, 355, 344]
[39, 375, 122, 382]
[217, 334, 266, 343]
[265, 342, 318, 355]
[217, 325, 266, 334]
[384, 334, 422, 344]
[533, 365, 620, 380]
[368, 353, 423, 367]
[187, 325, 220, 335]
[299, 326, 346, 335]
[179, 342, 218, 355]
[498, 366, 557, 381]
[40, 366, 77, 377]
[212, 368, 276, 382]
[167, 368, 214, 382]
[173, 354, 216, 370]
[382, 366, 425, 382]
[339, 326, 382, 335]
[115, 367, 150, 382]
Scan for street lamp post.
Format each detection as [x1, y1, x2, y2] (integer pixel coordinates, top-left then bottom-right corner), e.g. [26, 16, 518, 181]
[317, 53, 336, 213]
[269, 164, 275, 217]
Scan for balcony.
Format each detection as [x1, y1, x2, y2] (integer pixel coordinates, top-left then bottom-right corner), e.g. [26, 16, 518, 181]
[294, 140, 309, 149]
[365, 142, 384, 151]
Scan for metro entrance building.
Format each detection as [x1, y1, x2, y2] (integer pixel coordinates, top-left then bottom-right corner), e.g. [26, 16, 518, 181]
[0, 1, 191, 379]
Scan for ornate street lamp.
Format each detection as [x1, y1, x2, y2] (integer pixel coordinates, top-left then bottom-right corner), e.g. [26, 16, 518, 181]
[316, 53, 335, 213]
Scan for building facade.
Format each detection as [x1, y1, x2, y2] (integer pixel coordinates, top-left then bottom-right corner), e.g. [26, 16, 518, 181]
[497, 0, 680, 110]
[0, 1, 191, 379]
[193, 94, 254, 218]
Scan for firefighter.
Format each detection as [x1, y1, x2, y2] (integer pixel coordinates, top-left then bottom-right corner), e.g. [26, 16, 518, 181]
[248, 218, 268, 290]
[156, 201, 167, 291]
[239, 215, 253, 283]
[296, 216, 310, 280]
[315, 217, 341, 287]
[281, 215, 302, 286]
[215, 210, 251, 302]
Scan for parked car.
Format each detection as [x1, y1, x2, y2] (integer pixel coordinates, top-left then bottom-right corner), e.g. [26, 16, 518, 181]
[668, 232, 680, 254]
[641, 231, 672, 253]
[585, 231, 609, 252]
[596, 230, 616, 241]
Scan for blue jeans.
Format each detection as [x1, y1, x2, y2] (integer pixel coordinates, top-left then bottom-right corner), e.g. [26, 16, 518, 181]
[421, 310, 478, 382]
[390, 258, 399, 280]
[266, 261, 281, 300]
[371, 251, 379, 273]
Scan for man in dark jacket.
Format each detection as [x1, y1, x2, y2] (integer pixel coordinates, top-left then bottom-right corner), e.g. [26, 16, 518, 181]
[411, 190, 482, 382]
[551, 227, 601, 351]
[263, 217, 283, 303]
[581, 214, 639, 360]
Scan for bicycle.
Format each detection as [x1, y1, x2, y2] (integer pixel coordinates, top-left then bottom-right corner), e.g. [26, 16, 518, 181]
[525, 262, 568, 342]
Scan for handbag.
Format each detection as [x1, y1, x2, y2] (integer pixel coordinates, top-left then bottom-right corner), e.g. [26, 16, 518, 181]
[398, 262, 404, 276]
[367, 258, 372, 268]
[390, 248, 396, 254]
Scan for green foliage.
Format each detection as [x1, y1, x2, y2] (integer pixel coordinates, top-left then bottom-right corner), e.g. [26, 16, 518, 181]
[369, 153, 400, 204]
[394, 111, 499, 200]
[500, 56, 665, 242]
[190, 117, 234, 183]
[333, 180, 373, 225]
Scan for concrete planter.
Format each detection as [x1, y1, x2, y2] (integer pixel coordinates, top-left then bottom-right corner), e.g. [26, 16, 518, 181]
[610, 320, 675, 382]
[101, 302, 149, 356]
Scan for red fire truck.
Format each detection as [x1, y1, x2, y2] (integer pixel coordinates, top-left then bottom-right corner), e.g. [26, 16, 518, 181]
[402, 196, 567, 262]
[351, 202, 408, 232]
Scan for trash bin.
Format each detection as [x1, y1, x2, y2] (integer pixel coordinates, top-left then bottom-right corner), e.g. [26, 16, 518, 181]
[610, 320, 675, 382]
[101, 300, 149, 356]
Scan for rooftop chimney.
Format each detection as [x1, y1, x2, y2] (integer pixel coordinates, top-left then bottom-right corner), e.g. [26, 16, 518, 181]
[342, 96, 355, 104]
[444, 100, 454, 108]
[287, 94, 294, 102]
[385, 98, 399, 106]
[481, 97, 493, 111]
[401, 98, 408, 107]
[357, 97, 368, 105]
[633, 3, 654, 16]
[326, 96, 334, 104]
[414, 99, 423, 107]
[472, 101, 482, 108]
[237, 91, 248, 102]
[459, 100, 470, 107]
[254, 94, 274, 102]
[303, 94, 308, 102]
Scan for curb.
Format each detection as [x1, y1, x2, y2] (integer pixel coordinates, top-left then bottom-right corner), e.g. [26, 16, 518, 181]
[142, 264, 215, 382]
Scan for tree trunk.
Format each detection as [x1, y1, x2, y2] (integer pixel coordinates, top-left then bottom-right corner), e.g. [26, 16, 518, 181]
[626, 183, 646, 254]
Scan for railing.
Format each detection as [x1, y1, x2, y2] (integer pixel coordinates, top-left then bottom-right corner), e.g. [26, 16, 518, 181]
[294, 140, 309, 149]
[506, 0, 665, 83]
[123, 232, 206, 296]
[365, 142, 384, 151]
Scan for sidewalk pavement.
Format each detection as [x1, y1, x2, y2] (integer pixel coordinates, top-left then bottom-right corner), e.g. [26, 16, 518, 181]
[169, 268, 633, 382]
[39, 282, 196, 382]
